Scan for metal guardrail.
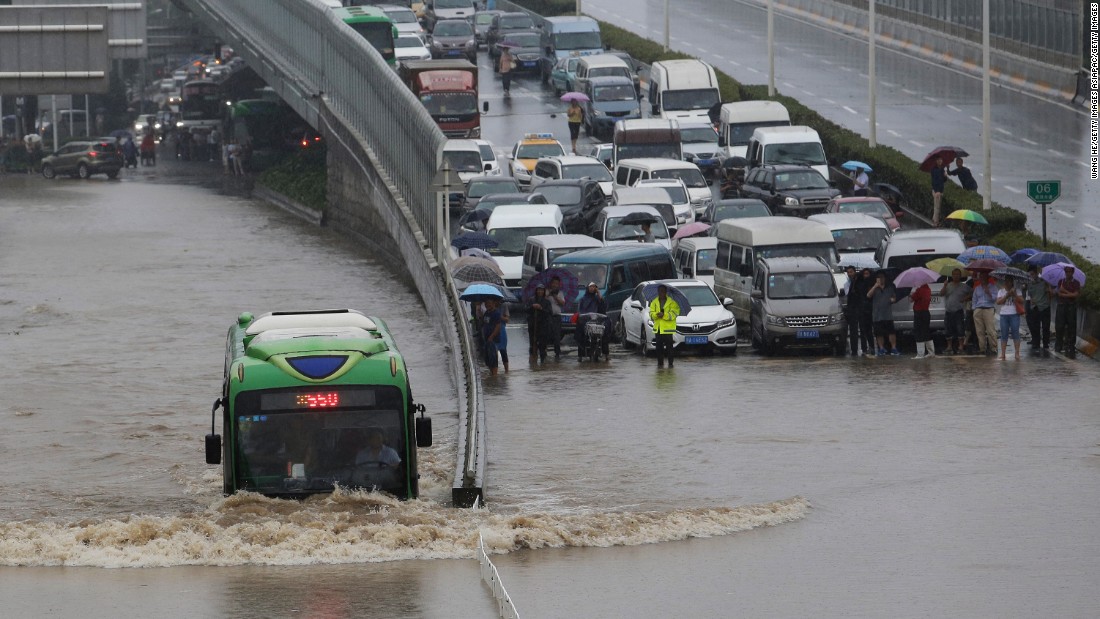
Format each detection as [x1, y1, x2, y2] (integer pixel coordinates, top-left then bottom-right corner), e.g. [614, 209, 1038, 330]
[182, 0, 484, 504]
[478, 530, 521, 619]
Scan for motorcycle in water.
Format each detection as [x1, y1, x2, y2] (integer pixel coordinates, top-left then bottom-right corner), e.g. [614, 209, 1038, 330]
[577, 312, 608, 362]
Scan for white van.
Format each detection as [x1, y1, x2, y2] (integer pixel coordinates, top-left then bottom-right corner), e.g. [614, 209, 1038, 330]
[712, 217, 840, 324]
[648, 59, 720, 123]
[671, 236, 718, 288]
[612, 157, 712, 214]
[873, 229, 966, 335]
[745, 125, 829, 181]
[595, 204, 672, 250]
[443, 139, 488, 183]
[718, 100, 791, 160]
[807, 213, 891, 267]
[487, 205, 564, 293]
[521, 234, 604, 289]
[574, 54, 634, 91]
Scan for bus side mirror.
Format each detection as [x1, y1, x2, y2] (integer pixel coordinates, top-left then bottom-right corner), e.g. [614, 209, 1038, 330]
[416, 415, 433, 447]
[205, 433, 221, 465]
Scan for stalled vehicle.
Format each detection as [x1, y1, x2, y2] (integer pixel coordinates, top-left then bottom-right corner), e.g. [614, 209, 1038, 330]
[749, 257, 847, 355]
[537, 16, 604, 81]
[400, 59, 482, 137]
[648, 59, 720, 123]
[508, 133, 566, 186]
[620, 279, 738, 355]
[718, 100, 791, 160]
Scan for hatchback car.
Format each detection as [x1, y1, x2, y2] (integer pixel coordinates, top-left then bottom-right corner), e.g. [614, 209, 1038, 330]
[40, 140, 123, 179]
[826, 196, 903, 231]
[549, 56, 581, 95]
[620, 279, 738, 355]
[429, 19, 477, 62]
[394, 34, 431, 64]
[529, 155, 614, 196]
[700, 198, 772, 225]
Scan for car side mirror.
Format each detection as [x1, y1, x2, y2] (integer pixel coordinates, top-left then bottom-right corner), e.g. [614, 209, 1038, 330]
[630, 300, 643, 310]
[483, 101, 489, 112]
[751, 289, 764, 299]
[895, 212, 904, 218]
[545, 46, 553, 55]
[684, 268, 694, 278]
[507, 154, 514, 160]
[484, 163, 492, 171]
[415, 415, 433, 447]
[205, 433, 221, 465]
[717, 135, 727, 147]
[602, 159, 612, 169]
[722, 297, 734, 307]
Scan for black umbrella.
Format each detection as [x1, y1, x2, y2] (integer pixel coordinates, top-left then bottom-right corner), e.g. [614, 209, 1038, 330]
[619, 212, 660, 226]
[450, 232, 498, 251]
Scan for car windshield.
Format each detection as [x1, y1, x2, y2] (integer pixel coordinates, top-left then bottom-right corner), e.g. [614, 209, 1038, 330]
[468, 180, 516, 198]
[681, 127, 719, 143]
[386, 10, 417, 23]
[554, 31, 602, 50]
[714, 203, 770, 220]
[563, 163, 612, 181]
[395, 37, 424, 48]
[554, 263, 608, 287]
[757, 243, 839, 269]
[474, 13, 496, 25]
[652, 168, 707, 188]
[838, 199, 892, 218]
[505, 33, 540, 47]
[673, 284, 719, 306]
[606, 216, 670, 241]
[488, 226, 557, 256]
[436, 0, 472, 8]
[832, 228, 890, 253]
[695, 249, 717, 275]
[774, 170, 830, 190]
[662, 88, 720, 112]
[763, 142, 827, 166]
[767, 272, 837, 299]
[517, 143, 565, 159]
[532, 185, 581, 204]
[434, 21, 472, 36]
[444, 150, 482, 172]
[500, 16, 533, 29]
[726, 120, 789, 146]
[594, 84, 636, 101]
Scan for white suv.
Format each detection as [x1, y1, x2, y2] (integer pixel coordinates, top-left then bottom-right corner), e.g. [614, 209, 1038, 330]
[635, 178, 695, 222]
[619, 279, 738, 355]
[529, 155, 614, 196]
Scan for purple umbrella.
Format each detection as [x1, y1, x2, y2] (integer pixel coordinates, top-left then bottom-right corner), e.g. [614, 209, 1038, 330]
[1041, 262, 1086, 288]
[1024, 252, 1071, 268]
[892, 267, 941, 289]
[560, 91, 590, 103]
[672, 222, 711, 240]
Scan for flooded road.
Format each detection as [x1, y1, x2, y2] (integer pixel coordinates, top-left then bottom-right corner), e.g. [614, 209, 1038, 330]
[0, 160, 1097, 617]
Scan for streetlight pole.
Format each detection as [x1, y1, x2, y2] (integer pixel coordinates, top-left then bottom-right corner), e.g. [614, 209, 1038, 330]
[868, 0, 876, 147]
[576, 0, 581, 16]
[767, 0, 775, 96]
[663, 0, 670, 52]
[981, 0, 991, 210]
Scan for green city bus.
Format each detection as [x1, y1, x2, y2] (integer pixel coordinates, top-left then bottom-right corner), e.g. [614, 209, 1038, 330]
[205, 309, 432, 498]
[333, 5, 399, 66]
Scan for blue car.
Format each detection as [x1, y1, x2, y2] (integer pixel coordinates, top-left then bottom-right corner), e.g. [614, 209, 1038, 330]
[583, 76, 641, 140]
[550, 56, 580, 95]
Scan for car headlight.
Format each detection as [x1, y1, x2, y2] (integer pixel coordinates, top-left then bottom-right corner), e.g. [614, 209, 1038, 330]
[176, 121, 184, 128]
[154, 123, 162, 130]
[829, 313, 845, 324]
[512, 164, 528, 176]
[431, 41, 442, 49]
[766, 315, 786, 326]
[592, 109, 604, 117]
[784, 196, 799, 206]
[465, 39, 476, 48]
[646, 320, 654, 327]
[716, 317, 735, 328]
[134, 123, 144, 131]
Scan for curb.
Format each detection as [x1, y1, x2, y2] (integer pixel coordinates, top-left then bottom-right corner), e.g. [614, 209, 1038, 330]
[251, 183, 324, 226]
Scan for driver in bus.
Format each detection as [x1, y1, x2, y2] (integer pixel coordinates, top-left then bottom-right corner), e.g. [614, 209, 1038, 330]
[355, 428, 401, 468]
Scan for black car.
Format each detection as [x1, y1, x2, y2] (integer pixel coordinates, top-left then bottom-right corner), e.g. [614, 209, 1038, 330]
[530, 179, 606, 234]
[700, 198, 772, 224]
[486, 12, 536, 57]
[490, 29, 542, 74]
[736, 165, 840, 217]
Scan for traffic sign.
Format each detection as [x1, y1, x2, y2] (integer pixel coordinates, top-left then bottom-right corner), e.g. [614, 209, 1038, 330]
[1026, 180, 1060, 204]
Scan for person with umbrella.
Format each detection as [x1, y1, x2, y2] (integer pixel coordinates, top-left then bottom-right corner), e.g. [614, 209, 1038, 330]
[639, 221, 655, 243]
[1024, 264, 1051, 353]
[940, 268, 972, 355]
[841, 266, 865, 355]
[566, 98, 585, 154]
[499, 46, 514, 96]
[929, 155, 946, 226]
[855, 267, 877, 355]
[910, 277, 936, 359]
[970, 270, 1000, 356]
[994, 276, 1025, 360]
[482, 297, 507, 376]
[1053, 265, 1081, 358]
[648, 284, 680, 368]
[526, 284, 551, 362]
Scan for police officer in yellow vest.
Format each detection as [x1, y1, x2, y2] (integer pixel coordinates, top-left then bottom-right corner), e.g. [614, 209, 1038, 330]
[648, 284, 680, 368]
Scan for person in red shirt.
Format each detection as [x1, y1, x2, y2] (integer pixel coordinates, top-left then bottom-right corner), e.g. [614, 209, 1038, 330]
[1054, 266, 1081, 358]
[910, 282, 935, 358]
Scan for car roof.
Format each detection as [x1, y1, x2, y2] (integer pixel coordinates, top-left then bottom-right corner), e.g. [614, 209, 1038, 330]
[498, 11, 532, 19]
[445, 139, 480, 151]
[533, 179, 593, 188]
[807, 213, 890, 229]
[716, 198, 768, 207]
[832, 196, 889, 204]
[602, 204, 663, 216]
[640, 278, 708, 289]
[468, 176, 517, 184]
[587, 75, 634, 86]
[616, 157, 697, 170]
[541, 155, 602, 165]
[553, 244, 672, 263]
[888, 229, 964, 240]
[674, 236, 718, 249]
[526, 234, 603, 248]
[480, 192, 538, 203]
[759, 256, 831, 272]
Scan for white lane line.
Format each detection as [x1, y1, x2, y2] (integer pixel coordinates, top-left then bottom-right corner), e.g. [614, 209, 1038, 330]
[802, 89, 816, 96]
[923, 96, 939, 102]
[1022, 138, 1039, 145]
[823, 98, 837, 105]
[995, 127, 1012, 136]
[902, 88, 918, 95]
[1047, 148, 1066, 156]
[1085, 223, 1100, 232]
[821, 59, 833, 65]
[887, 129, 901, 137]
[970, 115, 983, 123]
[746, 67, 760, 73]
[880, 80, 896, 87]
[1003, 185, 1022, 194]
[839, 66, 854, 72]
[802, 52, 814, 58]
[783, 82, 796, 89]
[946, 104, 962, 112]
[1079, 161, 1089, 167]
[842, 106, 858, 115]
[1056, 209, 1075, 218]
[908, 140, 925, 148]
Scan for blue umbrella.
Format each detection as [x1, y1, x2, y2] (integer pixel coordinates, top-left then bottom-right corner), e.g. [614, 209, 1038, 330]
[641, 282, 692, 316]
[459, 283, 505, 303]
[451, 231, 498, 251]
[841, 160, 872, 172]
[957, 245, 1010, 264]
[1008, 248, 1040, 263]
[458, 280, 517, 302]
[1024, 251, 1071, 268]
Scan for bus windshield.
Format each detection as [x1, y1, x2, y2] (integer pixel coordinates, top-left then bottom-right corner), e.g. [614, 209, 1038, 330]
[444, 150, 482, 172]
[233, 385, 407, 495]
[662, 88, 719, 112]
[832, 228, 890, 253]
[553, 263, 608, 288]
[349, 22, 396, 61]
[554, 31, 602, 50]
[420, 92, 478, 116]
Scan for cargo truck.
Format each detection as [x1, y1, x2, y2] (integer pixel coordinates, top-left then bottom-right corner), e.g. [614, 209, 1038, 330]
[399, 59, 484, 138]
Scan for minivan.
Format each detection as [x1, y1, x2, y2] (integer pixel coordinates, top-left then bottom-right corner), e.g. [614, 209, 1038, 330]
[521, 234, 604, 290]
[749, 256, 846, 355]
[648, 59, 720, 123]
[574, 54, 636, 93]
[612, 157, 712, 214]
[745, 125, 829, 181]
[487, 204, 564, 293]
[873, 229, 966, 335]
[718, 100, 791, 160]
[807, 213, 891, 267]
[611, 186, 686, 229]
[671, 236, 718, 288]
[550, 244, 678, 329]
[712, 217, 840, 324]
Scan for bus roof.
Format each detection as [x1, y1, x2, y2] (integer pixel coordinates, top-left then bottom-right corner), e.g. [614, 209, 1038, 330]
[333, 5, 391, 21]
[245, 309, 379, 336]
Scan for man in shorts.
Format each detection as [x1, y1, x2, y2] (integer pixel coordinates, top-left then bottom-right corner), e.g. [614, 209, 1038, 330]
[867, 271, 899, 356]
[940, 268, 971, 354]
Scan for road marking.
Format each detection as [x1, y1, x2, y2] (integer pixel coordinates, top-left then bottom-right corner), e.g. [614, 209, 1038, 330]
[839, 66, 853, 72]
[823, 98, 837, 105]
[970, 115, 983, 123]
[880, 80, 896, 87]
[887, 129, 901, 137]
[802, 89, 816, 96]
[923, 96, 939, 102]
[908, 140, 925, 147]
[1079, 161, 1089, 167]
[946, 104, 962, 112]
[1022, 138, 1039, 145]
[1003, 185, 1022, 194]
[747, 67, 760, 73]
[1085, 223, 1100, 232]
[821, 59, 833, 65]
[729, 60, 741, 66]
[843, 105, 858, 115]
[995, 127, 1012, 136]
[1056, 209, 1075, 218]
[902, 88, 918, 95]
[1047, 148, 1065, 156]
[783, 82, 796, 89]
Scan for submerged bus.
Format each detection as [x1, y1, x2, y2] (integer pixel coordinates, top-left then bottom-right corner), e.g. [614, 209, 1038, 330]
[333, 5, 398, 66]
[205, 309, 432, 499]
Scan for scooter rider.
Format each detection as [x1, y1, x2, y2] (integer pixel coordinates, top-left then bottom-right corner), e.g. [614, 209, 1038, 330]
[575, 282, 609, 359]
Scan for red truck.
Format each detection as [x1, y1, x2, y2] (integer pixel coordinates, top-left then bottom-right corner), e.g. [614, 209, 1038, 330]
[400, 59, 482, 138]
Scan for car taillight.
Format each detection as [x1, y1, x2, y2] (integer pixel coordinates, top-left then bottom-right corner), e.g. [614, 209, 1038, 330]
[88, 151, 98, 158]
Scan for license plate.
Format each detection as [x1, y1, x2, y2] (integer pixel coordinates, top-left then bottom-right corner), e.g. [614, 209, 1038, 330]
[796, 329, 819, 339]
[561, 315, 572, 324]
[447, 50, 461, 56]
[929, 296, 942, 305]
[523, 61, 536, 67]
[696, 158, 716, 166]
[685, 335, 709, 345]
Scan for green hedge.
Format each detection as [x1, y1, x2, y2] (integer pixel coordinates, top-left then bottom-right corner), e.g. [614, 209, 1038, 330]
[256, 147, 327, 212]
[990, 229, 1100, 310]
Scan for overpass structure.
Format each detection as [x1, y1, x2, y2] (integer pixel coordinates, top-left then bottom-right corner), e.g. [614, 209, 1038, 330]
[177, 0, 486, 507]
